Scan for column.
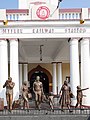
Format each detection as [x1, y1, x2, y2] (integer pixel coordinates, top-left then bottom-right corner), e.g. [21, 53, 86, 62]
[0, 39, 8, 106]
[57, 62, 62, 94]
[52, 62, 57, 95]
[81, 38, 90, 105]
[69, 38, 80, 106]
[19, 64, 23, 91]
[23, 64, 28, 81]
[10, 39, 19, 100]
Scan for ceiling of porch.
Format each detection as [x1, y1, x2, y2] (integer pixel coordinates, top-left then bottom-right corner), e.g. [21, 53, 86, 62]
[18, 38, 70, 63]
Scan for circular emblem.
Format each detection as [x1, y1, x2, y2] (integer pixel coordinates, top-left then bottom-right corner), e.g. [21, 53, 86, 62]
[36, 6, 50, 20]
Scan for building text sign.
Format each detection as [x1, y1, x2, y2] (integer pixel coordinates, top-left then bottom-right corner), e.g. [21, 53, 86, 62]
[0, 27, 89, 38]
[65, 28, 86, 33]
[1, 27, 87, 35]
[2, 28, 23, 34]
[32, 28, 54, 33]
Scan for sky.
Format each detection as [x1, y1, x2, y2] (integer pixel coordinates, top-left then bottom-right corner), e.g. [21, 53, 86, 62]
[0, 0, 90, 9]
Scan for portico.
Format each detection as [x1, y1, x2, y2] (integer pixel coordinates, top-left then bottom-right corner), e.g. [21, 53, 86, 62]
[0, 19, 90, 106]
[0, 0, 90, 106]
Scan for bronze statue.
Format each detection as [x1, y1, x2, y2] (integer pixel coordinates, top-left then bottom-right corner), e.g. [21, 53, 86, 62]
[47, 92, 54, 111]
[59, 80, 73, 112]
[3, 77, 15, 112]
[75, 86, 89, 109]
[12, 95, 22, 109]
[21, 81, 29, 110]
[33, 76, 43, 110]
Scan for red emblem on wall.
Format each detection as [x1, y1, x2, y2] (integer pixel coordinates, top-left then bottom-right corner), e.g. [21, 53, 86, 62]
[36, 6, 50, 20]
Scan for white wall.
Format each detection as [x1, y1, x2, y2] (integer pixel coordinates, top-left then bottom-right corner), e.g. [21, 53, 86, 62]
[0, 9, 6, 20]
[18, 0, 58, 9]
[18, 0, 28, 9]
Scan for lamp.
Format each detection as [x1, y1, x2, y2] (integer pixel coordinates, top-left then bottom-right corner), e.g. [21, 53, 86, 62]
[57, 0, 63, 8]
[40, 45, 44, 61]
[50, 0, 63, 17]
[80, 19, 84, 24]
[3, 20, 8, 26]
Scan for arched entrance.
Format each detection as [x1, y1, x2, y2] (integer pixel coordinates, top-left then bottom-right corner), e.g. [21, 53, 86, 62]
[28, 65, 52, 94]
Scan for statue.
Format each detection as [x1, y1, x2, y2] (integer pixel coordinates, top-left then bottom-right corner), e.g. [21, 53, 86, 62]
[21, 81, 29, 110]
[75, 86, 89, 109]
[33, 76, 43, 110]
[59, 80, 73, 112]
[47, 92, 54, 112]
[3, 77, 15, 112]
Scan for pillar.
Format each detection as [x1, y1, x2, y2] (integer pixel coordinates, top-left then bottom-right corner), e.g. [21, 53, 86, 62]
[10, 39, 19, 100]
[81, 38, 90, 105]
[19, 64, 23, 91]
[0, 39, 8, 106]
[69, 38, 80, 106]
[57, 62, 62, 94]
[52, 62, 57, 95]
[23, 64, 28, 82]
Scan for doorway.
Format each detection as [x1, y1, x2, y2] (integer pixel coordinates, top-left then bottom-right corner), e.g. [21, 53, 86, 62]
[28, 65, 52, 94]
[30, 71, 49, 93]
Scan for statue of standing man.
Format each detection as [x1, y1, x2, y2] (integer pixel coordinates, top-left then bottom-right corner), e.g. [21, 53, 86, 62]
[21, 81, 29, 110]
[33, 76, 43, 110]
[75, 86, 89, 109]
[3, 77, 15, 112]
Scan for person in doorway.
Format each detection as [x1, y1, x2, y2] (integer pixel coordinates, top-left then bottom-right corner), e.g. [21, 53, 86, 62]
[33, 76, 43, 110]
[21, 81, 29, 111]
[3, 77, 15, 112]
[75, 86, 89, 109]
[59, 80, 73, 112]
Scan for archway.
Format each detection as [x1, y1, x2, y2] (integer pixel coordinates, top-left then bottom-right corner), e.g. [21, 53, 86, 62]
[28, 65, 52, 94]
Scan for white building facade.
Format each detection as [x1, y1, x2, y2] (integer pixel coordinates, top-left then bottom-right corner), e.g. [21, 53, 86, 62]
[0, 0, 90, 106]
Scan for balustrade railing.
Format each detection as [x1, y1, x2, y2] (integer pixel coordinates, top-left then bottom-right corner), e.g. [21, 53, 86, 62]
[5, 8, 84, 20]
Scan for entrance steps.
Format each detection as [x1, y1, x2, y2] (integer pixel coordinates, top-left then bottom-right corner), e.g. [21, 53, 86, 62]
[0, 109, 90, 120]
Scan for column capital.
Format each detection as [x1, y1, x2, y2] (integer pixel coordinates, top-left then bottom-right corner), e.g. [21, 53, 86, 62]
[19, 62, 28, 64]
[8, 38, 19, 41]
[0, 38, 7, 41]
[82, 37, 90, 41]
[57, 62, 62, 64]
[68, 38, 81, 42]
[51, 62, 57, 64]
[80, 38, 90, 45]
[52, 62, 62, 64]
[0, 39, 8, 45]
[79, 37, 90, 42]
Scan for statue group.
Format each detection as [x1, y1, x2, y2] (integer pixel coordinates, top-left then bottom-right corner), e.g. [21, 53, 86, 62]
[59, 80, 89, 112]
[3, 76, 89, 112]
